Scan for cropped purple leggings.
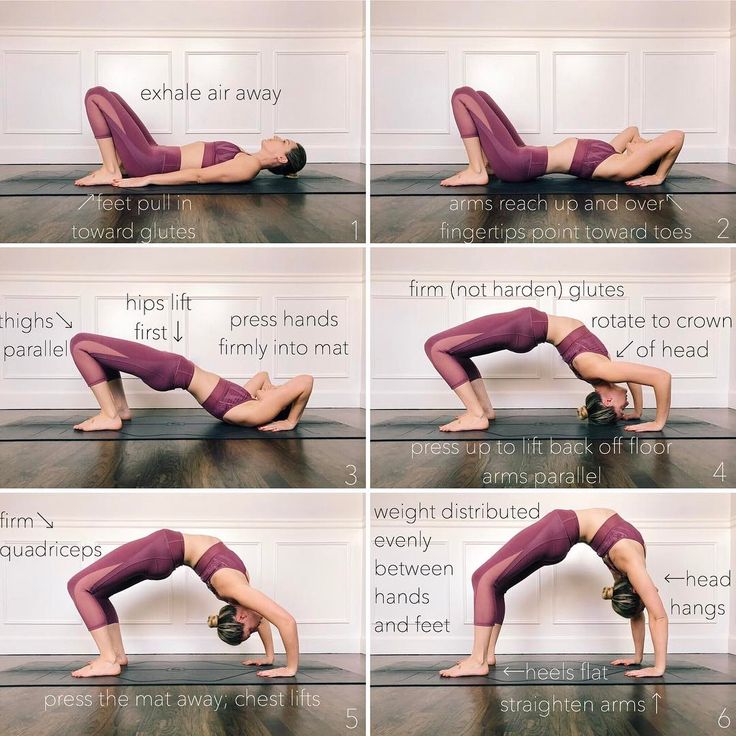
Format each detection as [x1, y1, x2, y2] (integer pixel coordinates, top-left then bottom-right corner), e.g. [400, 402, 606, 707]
[472, 510, 580, 627]
[67, 530, 184, 631]
[451, 87, 548, 182]
[84, 86, 181, 177]
[70, 333, 194, 392]
[424, 307, 548, 389]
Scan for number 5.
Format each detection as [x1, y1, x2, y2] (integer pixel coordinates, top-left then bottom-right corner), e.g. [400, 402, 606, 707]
[346, 707, 359, 729]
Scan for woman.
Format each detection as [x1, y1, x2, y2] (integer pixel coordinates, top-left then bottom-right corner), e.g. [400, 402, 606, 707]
[70, 332, 313, 432]
[441, 86, 684, 187]
[74, 86, 306, 188]
[440, 508, 667, 679]
[67, 529, 298, 678]
[424, 307, 671, 432]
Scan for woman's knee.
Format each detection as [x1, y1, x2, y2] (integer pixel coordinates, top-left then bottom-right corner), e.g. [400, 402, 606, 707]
[85, 86, 110, 101]
[452, 86, 475, 100]
[70, 332, 93, 352]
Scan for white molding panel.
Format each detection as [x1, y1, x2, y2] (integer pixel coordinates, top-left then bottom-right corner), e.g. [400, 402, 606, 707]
[0, 493, 365, 655]
[372, 492, 733, 655]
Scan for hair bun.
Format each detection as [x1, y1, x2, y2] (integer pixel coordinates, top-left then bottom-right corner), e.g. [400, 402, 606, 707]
[207, 614, 219, 628]
[601, 586, 613, 600]
[577, 406, 588, 420]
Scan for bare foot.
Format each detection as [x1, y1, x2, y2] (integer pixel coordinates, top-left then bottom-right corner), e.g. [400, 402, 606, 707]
[116, 406, 133, 421]
[72, 658, 121, 678]
[482, 408, 496, 421]
[74, 167, 122, 186]
[440, 167, 489, 187]
[73, 413, 123, 432]
[440, 658, 489, 678]
[439, 413, 490, 432]
[87, 653, 128, 667]
[487, 654, 496, 666]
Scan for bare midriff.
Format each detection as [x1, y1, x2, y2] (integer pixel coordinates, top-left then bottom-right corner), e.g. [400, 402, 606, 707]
[544, 137, 578, 174]
[179, 141, 206, 170]
[545, 314, 585, 345]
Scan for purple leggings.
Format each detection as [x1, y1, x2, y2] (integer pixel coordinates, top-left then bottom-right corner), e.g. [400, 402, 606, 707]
[67, 530, 184, 631]
[424, 307, 549, 389]
[84, 86, 181, 177]
[71, 333, 195, 392]
[451, 87, 548, 182]
[472, 510, 580, 627]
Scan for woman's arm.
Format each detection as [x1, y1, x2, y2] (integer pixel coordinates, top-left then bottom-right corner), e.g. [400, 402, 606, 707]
[597, 130, 684, 185]
[594, 361, 671, 431]
[624, 382, 643, 420]
[619, 562, 668, 677]
[218, 581, 299, 677]
[258, 375, 313, 432]
[244, 371, 274, 395]
[242, 618, 275, 666]
[611, 612, 645, 666]
[112, 155, 261, 187]
[609, 126, 640, 153]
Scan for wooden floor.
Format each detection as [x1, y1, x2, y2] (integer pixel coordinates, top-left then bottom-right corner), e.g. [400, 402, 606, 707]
[0, 654, 365, 736]
[372, 654, 736, 736]
[0, 163, 365, 243]
[371, 409, 736, 488]
[0, 408, 365, 488]
[371, 163, 736, 243]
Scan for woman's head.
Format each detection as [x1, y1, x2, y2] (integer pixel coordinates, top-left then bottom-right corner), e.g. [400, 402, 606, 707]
[602, 578, 645, 618]
[261, 136, 307, 176]
[207, 604, 263, 645]
[578, 384, 628, 424]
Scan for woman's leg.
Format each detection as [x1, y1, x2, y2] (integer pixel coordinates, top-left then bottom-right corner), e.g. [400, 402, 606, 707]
[476, 91, 525, 146]
[470, 377, 495, 421]
[486, 623, 502, 665]
[72, 624, 122, 678]
[77, 86, 173, 184]
[442, 86, 532, 186]
[440, 626, 494, 677]
[70, 332, 194, 431]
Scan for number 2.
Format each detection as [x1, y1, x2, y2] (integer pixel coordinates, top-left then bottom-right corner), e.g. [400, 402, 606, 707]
[717, 218, 730, 239]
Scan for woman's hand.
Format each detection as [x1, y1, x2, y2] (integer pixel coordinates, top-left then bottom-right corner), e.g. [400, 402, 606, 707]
[242, 656, 274, 666]
[622, 411, 641, 421]
[624, 421, 664, 433]
[256, 666, 297, 678]
[611, 657, 642, 666]
[258, 420, 296, 432]
[626, 175, 664, 187]
[625, 666, 665, 678]
[112, 176, 152, 188]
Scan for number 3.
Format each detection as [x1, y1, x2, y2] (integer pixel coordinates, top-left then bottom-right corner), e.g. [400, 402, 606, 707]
[345, 465, 358, 486]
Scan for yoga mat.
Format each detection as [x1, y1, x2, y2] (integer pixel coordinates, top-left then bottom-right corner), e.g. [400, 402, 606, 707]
[0, 168, 364, 196]
[371, 412, 736, 441]
[0, 658, 364, 687]
[371, 169, 736, 196]
[0, 411, 365, 441]
[371, 658, 736, 687]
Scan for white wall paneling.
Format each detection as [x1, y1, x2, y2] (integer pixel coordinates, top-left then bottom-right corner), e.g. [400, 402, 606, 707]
[0, 1, 364, 162]
[0, 493, 364, 654]
[372, 1, 733, 163]
[372, 492, 733, 654]
[0, 248, 365, 408]
[731, 2, 736, 162]
[372, 248, 734, 409]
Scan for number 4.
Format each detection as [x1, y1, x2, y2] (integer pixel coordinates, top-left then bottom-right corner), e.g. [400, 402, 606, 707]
[713, 462, 726, 482]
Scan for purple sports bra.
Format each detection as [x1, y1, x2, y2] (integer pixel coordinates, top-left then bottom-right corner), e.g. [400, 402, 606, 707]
[194, 541, 249, 597]
[556, 325, 609, 381]
[201, 378, 253, 420]
[202, 141, 243, 168]
[569, 139, 617, 179]
[590, 513, 646, 574]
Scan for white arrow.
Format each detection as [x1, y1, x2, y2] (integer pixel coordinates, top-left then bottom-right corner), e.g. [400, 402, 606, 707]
[666, 194, 683, 211]
[651, 692, 661, 714]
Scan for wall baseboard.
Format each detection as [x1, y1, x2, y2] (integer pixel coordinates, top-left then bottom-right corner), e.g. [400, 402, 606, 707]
[371, 390, 730, 411]
[0, 145, 363, 165]
[372, 145, 732, 166]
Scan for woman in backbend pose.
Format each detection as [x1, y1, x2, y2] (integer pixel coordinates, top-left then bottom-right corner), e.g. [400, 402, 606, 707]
[74, 86, 306, 188]
[67, 529, 298, 678]
[424, 307, 671, 432]
[70, 332, 313, 432]
[440, 508, 667, 679]
[441, 87, 684, 187]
